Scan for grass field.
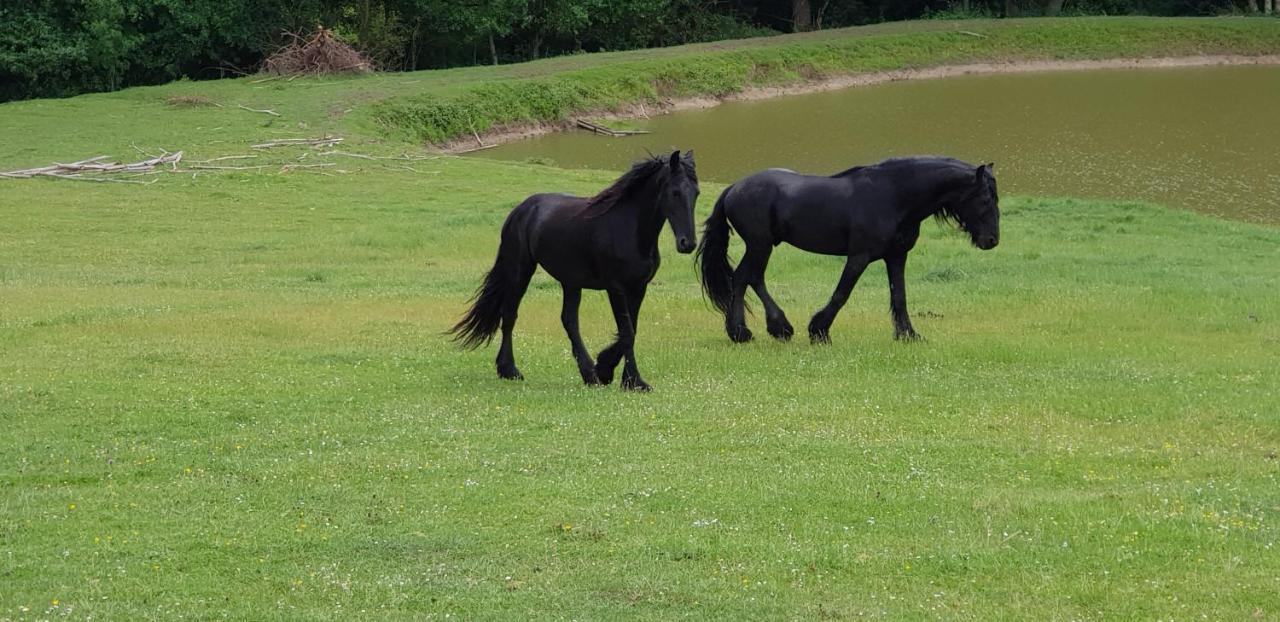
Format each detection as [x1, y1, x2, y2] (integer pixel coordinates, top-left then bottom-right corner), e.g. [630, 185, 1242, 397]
[2, 16, 1280, 621]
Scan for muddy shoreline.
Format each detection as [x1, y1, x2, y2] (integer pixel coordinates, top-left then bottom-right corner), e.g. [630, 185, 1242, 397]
[438, 54, 1280, 154]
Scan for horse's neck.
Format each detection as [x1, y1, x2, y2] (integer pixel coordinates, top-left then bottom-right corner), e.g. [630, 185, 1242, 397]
[618, 175, 667, 248]
[908, 168, 969, 222]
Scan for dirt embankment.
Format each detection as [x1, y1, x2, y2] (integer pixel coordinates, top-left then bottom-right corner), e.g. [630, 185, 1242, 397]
[439, 54, 1280, 154]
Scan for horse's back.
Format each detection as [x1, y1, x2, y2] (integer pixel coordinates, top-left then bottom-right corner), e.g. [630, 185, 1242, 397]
[724, 169, 856, 253]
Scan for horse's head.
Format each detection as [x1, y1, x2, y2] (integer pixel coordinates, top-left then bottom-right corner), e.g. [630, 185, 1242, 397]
[952, 163, 1000, 250]
[661, 150, 700, 254]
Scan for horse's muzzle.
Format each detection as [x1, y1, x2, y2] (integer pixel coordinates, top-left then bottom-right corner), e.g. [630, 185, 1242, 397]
[677, 237, 696, 254]
[977, 236, 998, 250]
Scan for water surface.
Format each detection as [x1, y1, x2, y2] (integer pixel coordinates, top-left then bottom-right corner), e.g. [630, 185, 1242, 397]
[484, 65, 1280, 224]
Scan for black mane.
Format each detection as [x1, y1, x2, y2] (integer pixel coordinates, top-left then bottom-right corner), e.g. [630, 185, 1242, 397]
[586, 155, 696, 215]
[831, 156, 979, 224]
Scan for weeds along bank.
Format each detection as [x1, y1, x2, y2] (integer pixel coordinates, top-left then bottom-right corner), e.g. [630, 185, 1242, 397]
[367, 17, 1280, 147]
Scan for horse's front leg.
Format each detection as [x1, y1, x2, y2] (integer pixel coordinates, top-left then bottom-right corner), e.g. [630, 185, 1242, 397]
[809, 253, 869, 344]
[560, 285, 601, 384]
[595, 287, 648, 391]
[885, 252, 921, 341]
[618, 283, 650, 391]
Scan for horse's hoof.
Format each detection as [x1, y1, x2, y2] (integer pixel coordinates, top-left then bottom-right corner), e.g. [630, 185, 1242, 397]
[768, 321, 794, 342]
[894, 330, 923, 342]
[594, 364, 615, 386]
[622, 377, 652, 392]
[809, 330, 830, 345]
[594, 351, 620, 385]
[582, 369, 602, 385]
[498, 367, 524, 381]
[728, 325, 753, 343]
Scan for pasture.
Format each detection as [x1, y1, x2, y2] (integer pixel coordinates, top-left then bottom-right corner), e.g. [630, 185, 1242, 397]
[3, 154, 1278, 618]
[2, 15, 1279, 620]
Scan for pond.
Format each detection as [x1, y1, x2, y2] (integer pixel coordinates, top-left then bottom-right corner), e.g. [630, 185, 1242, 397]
[482, 65, 1280, 225]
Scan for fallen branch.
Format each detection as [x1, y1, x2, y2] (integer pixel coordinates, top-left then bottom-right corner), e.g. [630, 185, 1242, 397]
[36, 172, 159, 185]
[576, 119, 650, 137]
[193, 155, 259, 163]
[2, 152, 182, 180]
[185, 164, 272, 171]
[239, 104, 281, 117]
[454, 144, 499, 154]
[279, 163, 337, 171]
[252, 137, 343, 149]
[316, 150, 439, 162]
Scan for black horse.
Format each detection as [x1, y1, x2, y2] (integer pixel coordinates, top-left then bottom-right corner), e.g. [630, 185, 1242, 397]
[698, 157, 999, 344]
[451, 151, 699, 390]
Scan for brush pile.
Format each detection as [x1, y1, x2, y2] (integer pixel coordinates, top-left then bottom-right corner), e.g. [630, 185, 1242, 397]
[0, 152, 183, 184]
[262, 27, 372, 77]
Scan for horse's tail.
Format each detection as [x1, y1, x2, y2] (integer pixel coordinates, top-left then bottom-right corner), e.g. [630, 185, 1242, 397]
[697, 186, 737, 316]
[449, 211, 525, 350]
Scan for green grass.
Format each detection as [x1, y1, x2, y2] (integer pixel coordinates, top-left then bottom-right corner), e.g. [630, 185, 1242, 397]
[2, 16, 1280, 620]
[2, 157, 1278, 619]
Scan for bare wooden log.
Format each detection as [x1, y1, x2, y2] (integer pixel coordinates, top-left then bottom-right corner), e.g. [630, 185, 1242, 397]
[576, 119, 649, 136]
[2, 151, 180, 180]
[239, 104, 282, 117]
[317, 150, 439, 161]
[252, 137, 343, 149]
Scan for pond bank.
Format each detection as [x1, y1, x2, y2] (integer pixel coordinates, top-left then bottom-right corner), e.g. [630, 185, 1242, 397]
[438, 53, 1280, 154]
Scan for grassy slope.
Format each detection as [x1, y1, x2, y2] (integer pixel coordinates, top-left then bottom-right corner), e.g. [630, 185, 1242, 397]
[1, 17, 1279, 166]
[2, 16, 1279, 621]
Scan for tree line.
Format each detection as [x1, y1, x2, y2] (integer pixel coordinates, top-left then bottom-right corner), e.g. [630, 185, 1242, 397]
[1, 0, 1273, 101]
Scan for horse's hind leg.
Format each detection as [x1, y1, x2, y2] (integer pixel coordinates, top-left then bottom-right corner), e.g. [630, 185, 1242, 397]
[560, 285, 600, 385]
[809, 253, 870, 344]
[746, 247, 793, 341]
[495, 261, 535, 380]
[725, 243, 768, 343]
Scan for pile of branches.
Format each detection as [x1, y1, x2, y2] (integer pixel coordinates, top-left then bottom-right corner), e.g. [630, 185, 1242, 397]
[261, 27, 372, 77]
[0, 152, 183, 184]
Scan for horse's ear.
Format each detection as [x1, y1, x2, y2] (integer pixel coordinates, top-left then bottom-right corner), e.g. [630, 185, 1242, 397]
[976, 162, 992, 180]
[669, 150, 681, 170]
[684, 149, 695, 164]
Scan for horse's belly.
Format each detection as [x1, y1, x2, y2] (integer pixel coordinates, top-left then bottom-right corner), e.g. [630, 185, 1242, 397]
[782, 231, 849, 256]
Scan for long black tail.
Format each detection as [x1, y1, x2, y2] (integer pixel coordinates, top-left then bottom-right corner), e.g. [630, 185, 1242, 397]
[697, 186, 737, 316]
[449, 216, 521, 349]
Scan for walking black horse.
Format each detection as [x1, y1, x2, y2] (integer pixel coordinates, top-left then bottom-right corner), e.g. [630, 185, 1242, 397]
[698, 157, 999, 344]
[451, 151, 699, 390]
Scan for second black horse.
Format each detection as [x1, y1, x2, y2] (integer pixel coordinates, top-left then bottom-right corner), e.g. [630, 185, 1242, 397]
[698, 156, 1000, 344]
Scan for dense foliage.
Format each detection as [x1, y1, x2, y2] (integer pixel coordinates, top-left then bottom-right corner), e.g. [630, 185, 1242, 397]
[1, 0, 1273, 101]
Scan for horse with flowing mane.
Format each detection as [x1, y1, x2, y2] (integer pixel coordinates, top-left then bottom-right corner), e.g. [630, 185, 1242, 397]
[452, 151, 700, 390]
[698, 156, 1000, 344]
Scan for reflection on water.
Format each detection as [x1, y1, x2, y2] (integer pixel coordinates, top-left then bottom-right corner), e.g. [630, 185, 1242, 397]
[483, 65, 1280, 224]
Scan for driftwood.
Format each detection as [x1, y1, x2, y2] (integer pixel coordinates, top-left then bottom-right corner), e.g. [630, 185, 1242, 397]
[2, 145, 437, 183]
[576, 119, 651, 137]
[238, 104, 281, 117]
[454, 144, 500, 154]
[1, 152, 183, 182]
[316, 150, 439, 162]
[252, 137, 343, 149]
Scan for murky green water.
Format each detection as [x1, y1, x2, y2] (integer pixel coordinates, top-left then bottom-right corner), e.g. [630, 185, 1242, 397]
[484, 65, 1280, 224]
